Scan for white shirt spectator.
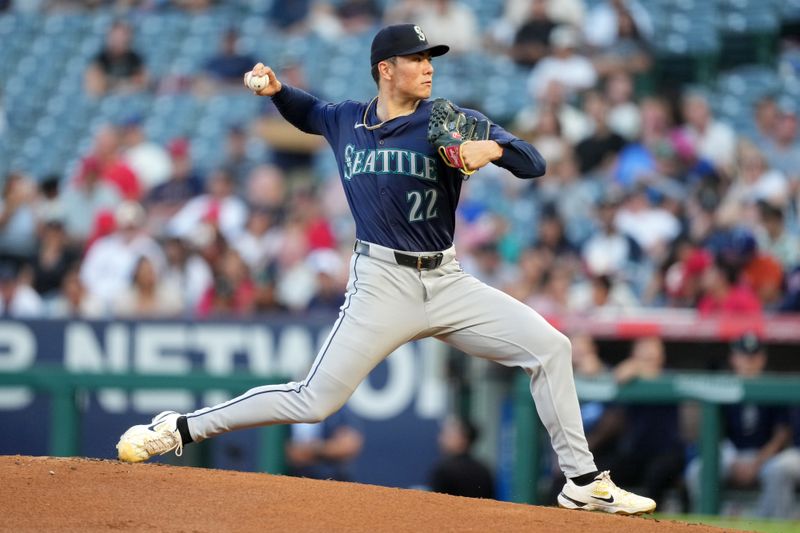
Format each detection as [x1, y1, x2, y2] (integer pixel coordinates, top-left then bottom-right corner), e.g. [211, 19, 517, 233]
[582, 231, 636, 276]
[527, 26, 597, 99]
[614, 203, 680, 253]
[583, 0, 653, 48]
[167, 194, 248, 243]
[415, 1, 480, 53]
[683, 120, 738, 172]
[0, 284, 44, 317]
[112, 281, 183, 318]
[124, 141, 173, 192]
[163, 254, 213, 310]
[80, 232, 166, 308]
[724, 170, 789, 208]
[60, 179, 121, 243]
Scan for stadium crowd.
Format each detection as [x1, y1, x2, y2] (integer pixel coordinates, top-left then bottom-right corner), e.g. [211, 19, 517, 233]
[1, 0, 799, 320]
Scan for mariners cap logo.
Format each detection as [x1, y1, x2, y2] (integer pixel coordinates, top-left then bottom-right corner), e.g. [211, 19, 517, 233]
[370, 24, 450, 66]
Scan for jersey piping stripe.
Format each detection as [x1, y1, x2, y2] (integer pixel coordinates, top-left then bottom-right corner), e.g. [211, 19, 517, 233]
[186, 253, 362, 420]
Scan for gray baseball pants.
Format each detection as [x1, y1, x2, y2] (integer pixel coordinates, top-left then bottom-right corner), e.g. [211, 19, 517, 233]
[185, 242, 597, 478]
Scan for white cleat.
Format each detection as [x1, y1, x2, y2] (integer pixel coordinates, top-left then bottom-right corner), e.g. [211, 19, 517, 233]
[116, 411, 184, 463]
[557, 471, 656, 515]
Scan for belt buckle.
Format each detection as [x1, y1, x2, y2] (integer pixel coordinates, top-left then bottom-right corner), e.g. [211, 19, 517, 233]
[416, 255, 423, 270]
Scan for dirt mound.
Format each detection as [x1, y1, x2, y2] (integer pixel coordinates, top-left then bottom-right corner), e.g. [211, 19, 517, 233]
[0, 456, 733, 532]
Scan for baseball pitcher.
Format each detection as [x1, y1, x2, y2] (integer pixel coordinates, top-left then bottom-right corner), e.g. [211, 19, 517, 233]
[117, 24, 655, 515]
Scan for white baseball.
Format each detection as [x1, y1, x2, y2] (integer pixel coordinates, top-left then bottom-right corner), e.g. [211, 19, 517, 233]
[246, 71, 269, 92]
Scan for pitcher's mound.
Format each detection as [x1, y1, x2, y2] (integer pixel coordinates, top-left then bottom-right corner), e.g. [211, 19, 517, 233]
[1, 456, 729, 532]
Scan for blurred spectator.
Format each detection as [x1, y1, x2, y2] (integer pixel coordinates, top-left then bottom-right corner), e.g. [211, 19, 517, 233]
[388, 0, 479, 54]
[540, 0, 586, 28]
[289, 187, 337, 251]
[300, 247, 345, 311]
[761, 104, 800, 183]
[0, 260, 44, 317]
[232, 207, 283, 275]
[503, 245, 550, 302]
[167, 168, 248, 244]
[75, 125, 141, 201]
[196, 247, 255, 317]
[615, 96, 673, 188]
[516, 79, 591, 145]
[221, 126, 259, 192]
[584, 0, 653, 77]
[243, 165, 287, 212]
[517, 104, 569, 163]
[461, 240, 519, 288]
[84, 20, 148, 97]
[527, 262, 573, 314]
[80, 201, 166, 309]
[662, 243, 712, 308]
[537, 151, 597, 245]
[575, 91, 626, 175]
[286, 406, 363, 482]
[534, 207, 578, 260]
[767, 408, 800, 518]
[604, 71, 641, 140]
[161, 235, 213, 311]
[697, 257, 761, 316]
[46, 266, 105, 318]
[173, 0, 212, 12]
[61, 159, 121, 246]
[781, 266, 800, 312]
[613, 187, 680, 261]
[686, 333, 794, 517]
[112, 255, 182, 317]
[198, 29, 257, 92]
[718, 141, 788, 226]
[581, 194, 643, 278]
[569, 273, 638, 314]
[749, 96, 779, 151]
[144, 138, 205, 229]
[741, 250, 784, 311]
[253, 261, 285, 314]
[527, 25, 598, 100]
[267, 0, 312, 32]
[605, 337, 686, 509]
[120, 116, 172, 193]
[429, 416, 495, 499]
[336, 0, 381, 33]
[679, 90, 737, 176]
[30, 219, 79, 299]
[32, 175, 65, 230]
[508, 0, 556, 68]
[0, 172, 38, 261]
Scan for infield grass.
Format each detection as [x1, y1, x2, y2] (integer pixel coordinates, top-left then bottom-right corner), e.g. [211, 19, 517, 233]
[650, 514, 800, 533]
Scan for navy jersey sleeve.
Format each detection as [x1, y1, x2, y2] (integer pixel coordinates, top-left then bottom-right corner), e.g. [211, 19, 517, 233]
[270, 84, 340, 139]
[461, 107, 546, 179]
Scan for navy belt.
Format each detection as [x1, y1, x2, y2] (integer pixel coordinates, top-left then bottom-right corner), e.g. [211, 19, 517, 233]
[354, 241, 444, 270]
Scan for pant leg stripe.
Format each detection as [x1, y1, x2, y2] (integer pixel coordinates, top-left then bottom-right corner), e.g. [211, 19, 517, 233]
[187, 253, 361, 420]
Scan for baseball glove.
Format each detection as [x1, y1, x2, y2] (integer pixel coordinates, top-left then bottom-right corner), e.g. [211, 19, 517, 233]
[427, 98, 491, 177]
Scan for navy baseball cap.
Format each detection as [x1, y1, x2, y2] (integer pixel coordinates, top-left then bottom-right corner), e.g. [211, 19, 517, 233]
[731, 332, 764, 355]
[370, 24, 449, 66]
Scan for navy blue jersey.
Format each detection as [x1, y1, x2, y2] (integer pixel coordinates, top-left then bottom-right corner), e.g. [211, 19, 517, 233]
[722, 403, 790, 450]
[271, 85, 546, 252]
